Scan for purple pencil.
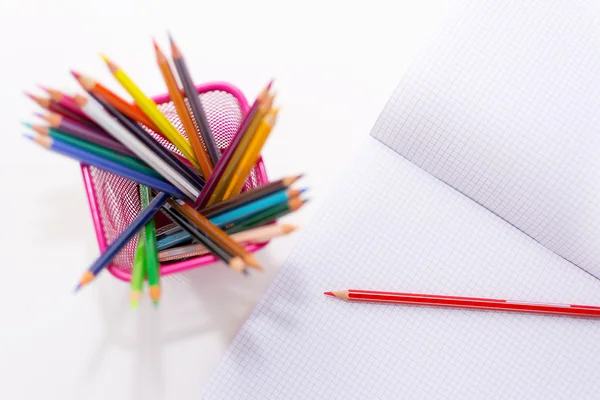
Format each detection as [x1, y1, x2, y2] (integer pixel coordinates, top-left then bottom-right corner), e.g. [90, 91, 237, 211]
[39, 113, 138, 158]
[194, 82, 271, 208]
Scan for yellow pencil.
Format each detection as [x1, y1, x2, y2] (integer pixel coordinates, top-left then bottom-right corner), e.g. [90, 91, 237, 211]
[207, 93, 274, 206]
[101, 54, 200, 169]
[222, 108, 279, 199]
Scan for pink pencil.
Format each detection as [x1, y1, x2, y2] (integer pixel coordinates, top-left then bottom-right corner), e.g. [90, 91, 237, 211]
[41, 87, 91, 121]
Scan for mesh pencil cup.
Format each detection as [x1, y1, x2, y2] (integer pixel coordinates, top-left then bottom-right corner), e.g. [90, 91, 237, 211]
[80, 82, 269, 282]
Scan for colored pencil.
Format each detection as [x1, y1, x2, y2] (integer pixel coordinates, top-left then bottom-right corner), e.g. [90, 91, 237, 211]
[167, 198, 262, 270]
[101, 55, 200, 168]
[39, 112, 137, 157]
[210, 187, 304, 227]
[222, 107, 279, 199]
[169, 35, 221, 166]
[155, 187, 304, 249]
[82, 84, 205, 189]
[195, 83, 271, 208]
[208, 93, 274, 206]
[158, 224, 298, 262]
[71, 71, 161, 133]
[201, 174, 303, 216]
[324, 289, 600, 319]
[129, 235, 146, 308]
[73, 94, 200, 201]
[74, 191, 170, 290]
[156, 222, 184, 240]
[42, 87, 90, 120]
[156, 229, 193, 250]
[140, 186, 160, 306]
[161, 202, 245, 273]
[226, 197, 306, 234]
[81, 87, 206, 191]
[154, 40, 213, 178]
[28, 124, 162, 179]
[26, 133, 184, 197]
[25, 92, 98, 129]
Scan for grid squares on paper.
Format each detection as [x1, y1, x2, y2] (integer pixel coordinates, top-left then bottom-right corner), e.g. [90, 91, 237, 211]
[371, 0, 600, 277]
[203, 138, 600, 399]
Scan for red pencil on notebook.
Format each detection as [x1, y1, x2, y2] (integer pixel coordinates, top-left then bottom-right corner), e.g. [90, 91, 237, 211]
[324, 289, 600, 318]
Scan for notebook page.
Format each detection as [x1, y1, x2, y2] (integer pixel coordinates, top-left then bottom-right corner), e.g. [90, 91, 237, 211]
[371, 0, 600, 277]
[203, 138, 600, 399]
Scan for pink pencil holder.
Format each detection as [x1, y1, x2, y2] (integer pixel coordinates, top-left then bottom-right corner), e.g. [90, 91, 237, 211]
[80, 82, 269, 282]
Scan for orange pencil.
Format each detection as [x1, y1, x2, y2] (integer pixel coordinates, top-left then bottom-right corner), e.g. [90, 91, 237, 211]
[207, 93, 274, 205]
[166, 199, 263, 271]
[222, 107, 279, 199]
[153, 40, 213, 178]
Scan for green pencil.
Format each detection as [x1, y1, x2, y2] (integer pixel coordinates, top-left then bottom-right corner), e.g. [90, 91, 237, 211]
[27, 123, 162, 179]
[140, 185, 161, 306]
[129, 235, 146, 308]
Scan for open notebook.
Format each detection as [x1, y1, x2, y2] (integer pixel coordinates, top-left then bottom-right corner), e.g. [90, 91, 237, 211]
[203, 0, 600, 398]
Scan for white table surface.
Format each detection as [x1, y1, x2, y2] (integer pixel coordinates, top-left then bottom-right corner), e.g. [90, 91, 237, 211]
[0, 0, 454, 398]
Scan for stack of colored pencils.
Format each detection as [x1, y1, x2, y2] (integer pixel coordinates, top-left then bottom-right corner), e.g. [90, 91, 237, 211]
[23, 35, 307, 307]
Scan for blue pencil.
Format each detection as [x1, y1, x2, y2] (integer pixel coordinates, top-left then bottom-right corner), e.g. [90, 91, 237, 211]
[157, 230, 192, 250]
[74, 191, 170, 291]
[210, 189, 291, 227]
[25, 133, 185, 198]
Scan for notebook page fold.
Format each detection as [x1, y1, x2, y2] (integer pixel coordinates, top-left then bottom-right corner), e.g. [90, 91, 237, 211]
[371, 0, 600, 277]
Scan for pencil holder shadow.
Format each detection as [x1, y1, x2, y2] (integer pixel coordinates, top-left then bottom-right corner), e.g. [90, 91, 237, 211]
[81, 82, 269, 282]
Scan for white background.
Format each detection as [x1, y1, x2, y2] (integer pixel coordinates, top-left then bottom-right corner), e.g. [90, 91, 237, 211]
[0, 0, 455, 398]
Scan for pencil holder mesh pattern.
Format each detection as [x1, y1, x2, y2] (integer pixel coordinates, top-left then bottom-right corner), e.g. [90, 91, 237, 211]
[81, 82, 269, 282]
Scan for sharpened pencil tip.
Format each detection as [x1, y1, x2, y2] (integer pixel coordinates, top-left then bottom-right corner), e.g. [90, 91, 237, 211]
[129, 291, 141, 309]
[281, 224, 300, 234]
[70, 70, 82, 79]
[99, 53, 110, 63]
[152, 300, 159, 308]
[74, 283, 81, 293]
[300, 187, 309, 194]
[22, 132, 34, 140]
[169, 35, 181, 58]
[324, 291, 334, 297]
[37, 84, 50, 92]
[267, 79, 275, 90]
[21, 121, 32, 129]
[149, 286, 161, 305]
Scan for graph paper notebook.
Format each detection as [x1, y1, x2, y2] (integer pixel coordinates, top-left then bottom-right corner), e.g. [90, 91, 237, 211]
[203, 0, 600, 398]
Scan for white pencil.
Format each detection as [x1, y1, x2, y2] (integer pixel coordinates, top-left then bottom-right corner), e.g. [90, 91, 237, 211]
[158, 223, 299, 261]
[73, 94, 200, 200]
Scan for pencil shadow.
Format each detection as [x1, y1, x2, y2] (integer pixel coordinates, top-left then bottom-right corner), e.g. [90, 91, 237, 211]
[77, 238, 300, 398]
[78, 263, 254, 399]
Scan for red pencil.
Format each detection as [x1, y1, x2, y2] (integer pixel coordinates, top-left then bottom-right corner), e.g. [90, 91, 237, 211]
[324, 289, 600, 318]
